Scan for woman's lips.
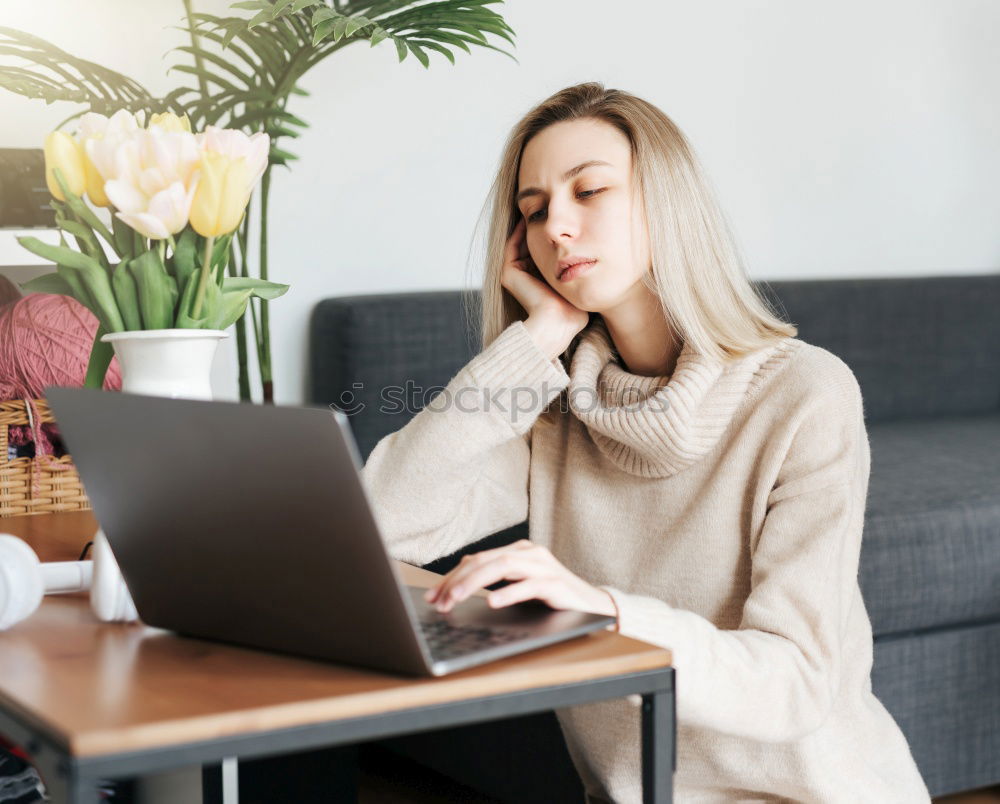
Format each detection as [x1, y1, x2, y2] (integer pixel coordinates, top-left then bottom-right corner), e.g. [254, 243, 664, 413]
[558, 259, 597, 281]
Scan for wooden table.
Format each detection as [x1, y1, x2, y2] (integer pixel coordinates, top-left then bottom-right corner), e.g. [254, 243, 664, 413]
[0, 511, 675, 803]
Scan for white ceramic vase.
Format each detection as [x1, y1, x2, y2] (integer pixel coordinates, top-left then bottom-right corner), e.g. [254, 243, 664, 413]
[89, 328, 229, 623]
[100, 328, 229, 400]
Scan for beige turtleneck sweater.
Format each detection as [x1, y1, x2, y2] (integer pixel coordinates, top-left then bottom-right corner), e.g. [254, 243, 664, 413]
[361, 316, 931, 803]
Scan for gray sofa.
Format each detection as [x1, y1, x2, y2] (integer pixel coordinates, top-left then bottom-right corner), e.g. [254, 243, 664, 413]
[309, 274, 1000, 800]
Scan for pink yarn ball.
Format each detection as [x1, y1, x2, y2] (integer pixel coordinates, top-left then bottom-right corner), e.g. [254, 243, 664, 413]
[0, 293, 122, 455]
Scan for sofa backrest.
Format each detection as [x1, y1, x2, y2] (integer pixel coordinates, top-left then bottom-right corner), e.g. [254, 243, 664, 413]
[309, 275, 1000, 461]
[310, 291, 478, 461]
[756, 274, 1000, 423]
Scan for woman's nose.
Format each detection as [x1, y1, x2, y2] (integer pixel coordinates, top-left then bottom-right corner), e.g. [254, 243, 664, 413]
[542, 198, 580, 242]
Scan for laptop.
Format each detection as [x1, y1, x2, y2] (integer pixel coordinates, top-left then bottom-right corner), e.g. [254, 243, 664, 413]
[46, 386, 615, 676]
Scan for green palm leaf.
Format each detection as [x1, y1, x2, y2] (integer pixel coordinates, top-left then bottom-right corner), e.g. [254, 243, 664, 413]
[241, 0, 517, 66]
[0, 26, 178, 120]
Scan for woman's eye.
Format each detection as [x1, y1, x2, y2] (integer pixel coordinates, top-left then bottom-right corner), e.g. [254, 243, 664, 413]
[525, 188, 605, 223]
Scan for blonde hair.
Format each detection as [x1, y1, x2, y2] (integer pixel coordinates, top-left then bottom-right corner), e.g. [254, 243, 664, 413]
[466, 81, 796, 366]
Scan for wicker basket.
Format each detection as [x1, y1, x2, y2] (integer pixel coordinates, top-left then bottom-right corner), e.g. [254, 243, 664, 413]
[0, 398, 91, 517]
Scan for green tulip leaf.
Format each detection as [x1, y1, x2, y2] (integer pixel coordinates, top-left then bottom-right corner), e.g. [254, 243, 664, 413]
[128, 250, 174, 330]
[167, 274, 179, 312]
[111, 214, 134, 259]
[111, 260, 143, 331]
[19, 272, 75, 296]
[54, 263, 102, 327]
[214, 288, 254, 330]
[56, 257, 125, 333]
[172, 228, 198, 289]
[176, 271, 221, 329]
[55, 215, 108, 270]
[211, 232, 233, 262]
[51, 167, 118, 256]
[220, 277, 289, 300]
[18, 235, 102, 272]
[175, 271, 201, 328]
[83, 325, 115, 390]
[57, 219, 95, 242]
[211, 233, 234, 284]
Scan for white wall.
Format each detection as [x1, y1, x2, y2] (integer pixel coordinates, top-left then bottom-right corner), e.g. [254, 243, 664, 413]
[2, 0, 998, 405]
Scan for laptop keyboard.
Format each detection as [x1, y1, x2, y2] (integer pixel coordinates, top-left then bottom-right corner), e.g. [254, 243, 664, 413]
[418, 617, 533, 661]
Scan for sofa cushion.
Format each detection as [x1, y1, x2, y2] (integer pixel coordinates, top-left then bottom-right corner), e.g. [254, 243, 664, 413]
[861, 413, 1000, 636]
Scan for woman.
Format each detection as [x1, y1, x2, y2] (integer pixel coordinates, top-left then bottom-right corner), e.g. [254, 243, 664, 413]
[362, 82, 930, 803]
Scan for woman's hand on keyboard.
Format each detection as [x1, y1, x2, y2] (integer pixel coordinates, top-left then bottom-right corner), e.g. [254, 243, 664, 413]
[424, 539, 617, 617]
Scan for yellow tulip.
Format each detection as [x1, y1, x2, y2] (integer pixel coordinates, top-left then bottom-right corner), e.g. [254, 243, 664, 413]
[43, 131, 86, 201]
[82, 153, 110, 207]
[148, 112, 192, 133]
[189, 151, 252, 237]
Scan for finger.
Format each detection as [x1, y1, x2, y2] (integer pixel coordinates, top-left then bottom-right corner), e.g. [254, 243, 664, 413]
[501, 267, 551, 315]
[487, 578, 550, 609]
[425, 540, 535, 602]
[425, 561, 470, 603]
[503, 217, 526, 265]
[425, 540, 535, 604]
[435, 554, 540, 612]
[434, 555, 528, 611]
[515, 221, 531, 262]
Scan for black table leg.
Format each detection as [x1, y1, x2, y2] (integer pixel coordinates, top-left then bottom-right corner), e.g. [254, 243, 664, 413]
[641, 689, 674, 804]
[203, 761, 224, 804]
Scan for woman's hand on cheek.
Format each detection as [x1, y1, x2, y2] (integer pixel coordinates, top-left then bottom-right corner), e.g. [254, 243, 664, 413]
[501, 218, 561, 311]
[423, 540, 617, 617]
[501, 218, 589, 360]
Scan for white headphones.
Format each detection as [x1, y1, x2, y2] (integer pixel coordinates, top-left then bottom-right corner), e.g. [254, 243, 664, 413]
[0, 529, 138, 630]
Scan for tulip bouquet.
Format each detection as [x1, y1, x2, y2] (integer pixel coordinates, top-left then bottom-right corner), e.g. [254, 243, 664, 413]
[18, 109, 289, 386]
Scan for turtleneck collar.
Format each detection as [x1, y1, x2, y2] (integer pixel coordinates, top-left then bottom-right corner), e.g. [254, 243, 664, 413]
[567, 316, 797, 478]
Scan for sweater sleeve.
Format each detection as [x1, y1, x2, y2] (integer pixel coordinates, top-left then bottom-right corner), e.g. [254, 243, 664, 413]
[602, 365, 870, 743]
[361, 320, 570, 566]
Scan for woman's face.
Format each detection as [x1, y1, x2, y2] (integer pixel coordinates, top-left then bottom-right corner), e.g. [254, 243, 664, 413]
[516, 118, 652, 313]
